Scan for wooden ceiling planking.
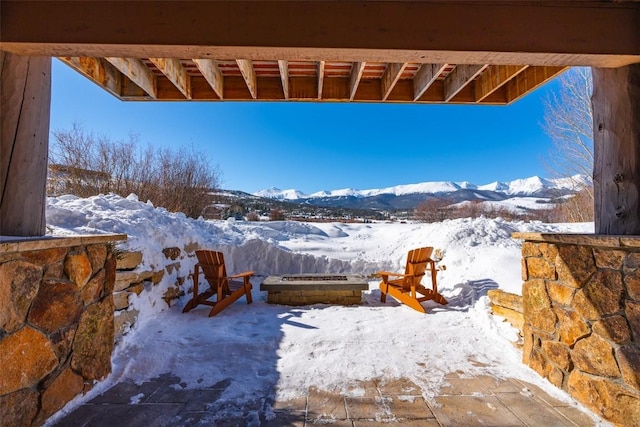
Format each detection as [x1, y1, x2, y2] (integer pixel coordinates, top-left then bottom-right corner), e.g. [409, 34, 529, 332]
[56, 55, 567, 105]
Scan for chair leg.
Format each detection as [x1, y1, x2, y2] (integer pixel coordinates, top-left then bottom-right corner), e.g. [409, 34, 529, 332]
[244, 278, 253, 304]
[380, 281, 388, 303]
[183, 265, 200, 313]
[429, 263, 447, 305]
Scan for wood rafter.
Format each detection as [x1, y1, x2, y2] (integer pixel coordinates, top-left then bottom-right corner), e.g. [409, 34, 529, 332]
[349, 61, 366, 101]
[236, 59, 257, 99]
[52, 60, 567, 105]
[381, 63, 407, 101]
[104, 57, 157, 98]
[444, 64, 488, 101]
[318, 61, 325, 100]
[278, 59, 289, 99]
[148, 57, 191, 99]
[192, 58, 224, 99]
[58, 56, 123, 99]
[475, 65, 527, 102]
[413, 64, 447, 101]
[506, 66, 568, 102]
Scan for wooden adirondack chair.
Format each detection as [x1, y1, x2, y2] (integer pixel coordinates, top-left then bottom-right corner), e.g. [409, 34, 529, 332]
[182, 250, 254, 317]
[378, 247, 448, 313]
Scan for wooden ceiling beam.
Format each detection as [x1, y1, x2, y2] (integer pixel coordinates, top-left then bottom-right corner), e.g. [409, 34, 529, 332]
[413, 63, 447, 101]
[236, 59, 257, 99]
[278, 60, 289, 99]
[506, 66, 568, 103]
[192, 59, 224, 99]
[444, 64, 488, 102]
[148, 58, 191, 99]
[104, 57, 157, 98]
[349, 61, 366, 101]
[3, 1, 639, 68]
[381, 63, 407, 101]
[58, 56, 123, 98]
[318, 60, 325, 100]
[474, 65, 528, 102]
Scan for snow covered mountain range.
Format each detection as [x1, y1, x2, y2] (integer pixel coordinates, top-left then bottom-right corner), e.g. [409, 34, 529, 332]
[255, 175, 590, 204]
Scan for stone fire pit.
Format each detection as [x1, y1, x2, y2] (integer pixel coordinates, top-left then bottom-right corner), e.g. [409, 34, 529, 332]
[260, 274, 369, 306]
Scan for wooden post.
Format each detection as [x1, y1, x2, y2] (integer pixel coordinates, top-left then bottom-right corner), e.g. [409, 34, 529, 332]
[0, 52, 51, 236]
[593, 65, 640, 235]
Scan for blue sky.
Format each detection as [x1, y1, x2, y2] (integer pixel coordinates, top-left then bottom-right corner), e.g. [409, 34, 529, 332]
[50, 59, 559, 195]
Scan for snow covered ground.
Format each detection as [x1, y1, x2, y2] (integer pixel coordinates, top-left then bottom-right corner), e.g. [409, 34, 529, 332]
[44, 193, 599, 424]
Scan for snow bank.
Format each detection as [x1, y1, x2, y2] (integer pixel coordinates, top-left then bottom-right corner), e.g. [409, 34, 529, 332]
[44, 193, 599, 425]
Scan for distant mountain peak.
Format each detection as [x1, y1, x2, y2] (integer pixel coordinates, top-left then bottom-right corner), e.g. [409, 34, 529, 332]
[254, 187, 308, 200]
[254, 175, 590, 201]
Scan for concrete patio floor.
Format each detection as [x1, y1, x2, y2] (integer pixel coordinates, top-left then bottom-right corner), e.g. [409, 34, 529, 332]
[52, 372, 598, 426]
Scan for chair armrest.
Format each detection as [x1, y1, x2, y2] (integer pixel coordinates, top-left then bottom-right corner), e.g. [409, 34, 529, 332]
[376, 271, 406, 277]
[229, 271, 254, 279]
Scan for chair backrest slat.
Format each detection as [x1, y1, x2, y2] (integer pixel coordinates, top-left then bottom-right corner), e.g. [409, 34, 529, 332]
[196, 250, 228, 289]
[404, 247, 433, 286]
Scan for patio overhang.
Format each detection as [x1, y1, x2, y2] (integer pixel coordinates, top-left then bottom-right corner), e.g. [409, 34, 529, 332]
[2, 1, 639, 105]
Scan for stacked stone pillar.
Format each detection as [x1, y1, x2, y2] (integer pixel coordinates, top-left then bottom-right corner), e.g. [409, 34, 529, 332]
[513, 233, 640, 425]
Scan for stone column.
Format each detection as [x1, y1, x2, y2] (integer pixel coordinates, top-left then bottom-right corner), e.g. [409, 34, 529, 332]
[0, 51, 52, 236]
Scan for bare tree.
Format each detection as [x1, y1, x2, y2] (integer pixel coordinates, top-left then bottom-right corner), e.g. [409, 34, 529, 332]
[269, 208, 285, 221]
[49, 124, 221, 218]
[542, 67, 594, 222]
[414, 198, 450, 222]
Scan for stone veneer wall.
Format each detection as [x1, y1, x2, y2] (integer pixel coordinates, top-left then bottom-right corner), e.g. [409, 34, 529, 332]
[0, 234, 126, 427]
[513, 232, 640, 426]
[487, 289, 524, 335]
[112, 245, 197, 337]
